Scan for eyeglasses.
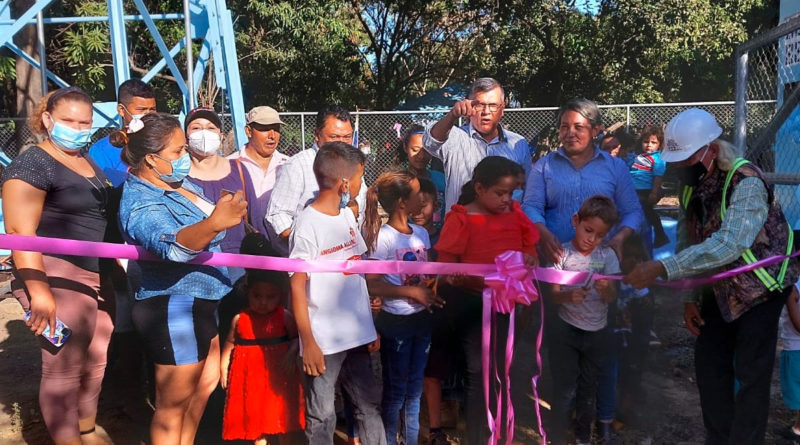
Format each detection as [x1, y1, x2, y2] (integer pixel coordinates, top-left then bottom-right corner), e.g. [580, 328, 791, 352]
[472, 102, 502, 113]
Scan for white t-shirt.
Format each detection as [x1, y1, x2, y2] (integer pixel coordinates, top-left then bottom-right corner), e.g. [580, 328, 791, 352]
[553, 242, 621, 332]
[780, 283, 800, 351]
[367, 224, 431, 315]
[289, 206, 377, 355]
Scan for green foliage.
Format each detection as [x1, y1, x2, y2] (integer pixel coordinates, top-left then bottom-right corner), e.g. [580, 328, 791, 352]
[2, 0, 779, 117]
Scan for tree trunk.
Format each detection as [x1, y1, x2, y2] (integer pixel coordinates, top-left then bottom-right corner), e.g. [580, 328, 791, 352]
[12, 0, 43, 156]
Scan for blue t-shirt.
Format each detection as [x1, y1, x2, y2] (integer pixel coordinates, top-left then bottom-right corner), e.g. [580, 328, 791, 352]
[88, 136, 128, 187]
[629, 150, 666, 190]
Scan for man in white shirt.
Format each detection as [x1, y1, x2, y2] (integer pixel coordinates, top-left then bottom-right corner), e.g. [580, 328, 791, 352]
[228, 106, 290, 237]
[267, 106, 367, 255]
[423, 77, 532, 210]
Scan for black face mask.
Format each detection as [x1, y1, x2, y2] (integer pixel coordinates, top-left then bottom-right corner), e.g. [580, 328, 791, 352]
[676, 146, 713, 187]
[676, 161, 708, 187]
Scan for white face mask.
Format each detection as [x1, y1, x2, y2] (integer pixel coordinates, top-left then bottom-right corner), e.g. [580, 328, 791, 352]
[188, 129, 222, 156]
[121, 105, 145, 133]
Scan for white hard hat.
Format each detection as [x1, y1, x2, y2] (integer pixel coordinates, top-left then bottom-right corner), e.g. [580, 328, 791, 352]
[662, 108, 723, 162]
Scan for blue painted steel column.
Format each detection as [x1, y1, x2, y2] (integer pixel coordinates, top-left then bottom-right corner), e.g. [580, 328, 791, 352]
[215, 0, 246, 149]
[0, 0, 55, 48]
[107, 0, 130, 95]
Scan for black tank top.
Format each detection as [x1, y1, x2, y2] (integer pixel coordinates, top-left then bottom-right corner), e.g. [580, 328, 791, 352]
[2, 146, 111, 272]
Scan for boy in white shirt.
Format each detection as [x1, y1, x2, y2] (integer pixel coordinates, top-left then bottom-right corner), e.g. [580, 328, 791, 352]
[289, 142, 385, 445]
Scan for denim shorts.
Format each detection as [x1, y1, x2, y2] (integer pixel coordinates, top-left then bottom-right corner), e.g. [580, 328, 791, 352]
[132, 294, 219, 365]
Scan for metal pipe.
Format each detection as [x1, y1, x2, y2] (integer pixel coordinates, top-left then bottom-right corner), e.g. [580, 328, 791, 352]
[36, 10, 47, 95]
[734, 50, 749, 153]
[184, 0, 195, 110]
[300, 114, 306, 149]
[0, 14, 184, 25]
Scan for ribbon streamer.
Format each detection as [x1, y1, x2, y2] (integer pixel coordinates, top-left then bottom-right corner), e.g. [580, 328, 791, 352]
[481, 251, 545, 444]
[1, 234, 798, 289]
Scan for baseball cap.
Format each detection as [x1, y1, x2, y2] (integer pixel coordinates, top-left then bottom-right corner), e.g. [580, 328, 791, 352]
[184, 107, 222, 131]
[246, 106, 285, 126]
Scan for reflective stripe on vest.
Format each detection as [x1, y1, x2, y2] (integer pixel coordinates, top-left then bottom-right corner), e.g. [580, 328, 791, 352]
[680, 157, 793, 292]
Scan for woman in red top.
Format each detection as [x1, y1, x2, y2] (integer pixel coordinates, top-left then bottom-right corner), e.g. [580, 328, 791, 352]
[428, 156, 539, 445]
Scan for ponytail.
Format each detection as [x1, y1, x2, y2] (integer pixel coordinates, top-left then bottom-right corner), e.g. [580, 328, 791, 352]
[109, 130, 129, 148]
[362, 170, 418, 255]
[457, 180, 477, 205]
[457, 156, 523, 205]
[363, 184, 382, 255]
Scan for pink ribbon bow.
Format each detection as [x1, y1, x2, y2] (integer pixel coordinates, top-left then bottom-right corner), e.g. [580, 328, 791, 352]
[481, 251, 546, 444]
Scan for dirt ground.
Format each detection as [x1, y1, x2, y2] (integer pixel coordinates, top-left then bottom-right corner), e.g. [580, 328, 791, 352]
[1, 276, 799, 445]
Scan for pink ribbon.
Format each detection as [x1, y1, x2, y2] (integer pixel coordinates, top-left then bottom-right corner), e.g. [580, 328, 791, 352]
[481, 251, 545, 444]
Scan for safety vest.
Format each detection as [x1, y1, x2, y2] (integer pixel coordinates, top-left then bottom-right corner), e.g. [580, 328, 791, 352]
[679, 157, 793, 292]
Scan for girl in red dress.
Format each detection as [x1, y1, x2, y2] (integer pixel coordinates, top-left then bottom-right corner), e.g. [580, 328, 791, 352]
[433, 156, 539, 445]
[220, 269, 304, 444]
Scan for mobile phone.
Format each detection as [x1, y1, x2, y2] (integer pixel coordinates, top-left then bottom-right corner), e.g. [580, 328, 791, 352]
[581, 272, 595, 290]
[24, 312, 71, 347]
[220, 189, 235, 199]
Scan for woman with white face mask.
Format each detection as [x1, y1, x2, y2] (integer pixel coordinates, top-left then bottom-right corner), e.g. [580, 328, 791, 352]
[1, 86, 115, 445]
[183, 108, 259, 336]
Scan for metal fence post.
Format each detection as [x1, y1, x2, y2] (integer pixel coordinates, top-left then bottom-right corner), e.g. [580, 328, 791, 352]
[734, 49, 749, 153]
[300, 113, 306, 149]
[625, 105, 630, 130]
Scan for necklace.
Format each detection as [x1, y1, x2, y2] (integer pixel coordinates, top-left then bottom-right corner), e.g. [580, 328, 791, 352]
[49, 143, 110, 217]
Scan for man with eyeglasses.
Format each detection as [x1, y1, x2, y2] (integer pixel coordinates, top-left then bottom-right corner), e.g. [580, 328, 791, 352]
[423, 77, 532, 210]
[228, 106, 290, 237]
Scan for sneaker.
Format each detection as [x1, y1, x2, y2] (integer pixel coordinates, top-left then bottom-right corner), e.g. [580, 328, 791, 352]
[429, 429, 450, 445]
[649, 330, 661, 346]
[598, 421, 618, 444]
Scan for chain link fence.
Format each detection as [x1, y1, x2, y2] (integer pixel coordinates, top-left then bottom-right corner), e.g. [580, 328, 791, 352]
[735, 14, 800, 226]
[0, 100, 777, 186]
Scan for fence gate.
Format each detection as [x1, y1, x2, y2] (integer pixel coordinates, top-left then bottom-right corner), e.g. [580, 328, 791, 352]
[735, 13, 800, 225]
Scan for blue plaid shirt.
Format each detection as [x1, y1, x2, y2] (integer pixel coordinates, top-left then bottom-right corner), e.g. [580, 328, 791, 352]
[119, 175, 232, 301]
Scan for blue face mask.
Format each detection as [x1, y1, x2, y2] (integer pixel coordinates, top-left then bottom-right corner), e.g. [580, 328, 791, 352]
[512, 189, 524, 203]
[153, 152, 191, 183]
[340, 179, 351, 209]
[48, 117, 92, 152]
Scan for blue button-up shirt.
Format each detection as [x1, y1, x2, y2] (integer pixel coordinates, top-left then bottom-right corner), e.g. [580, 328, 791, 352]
[119, 175, 232, 301]
[423, 123, 532, 210]
[522, 147, 644, 243]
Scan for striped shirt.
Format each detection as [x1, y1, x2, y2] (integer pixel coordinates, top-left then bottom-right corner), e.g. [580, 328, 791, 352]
[265, 144, 367, 256]
[423, 123, 532, 210]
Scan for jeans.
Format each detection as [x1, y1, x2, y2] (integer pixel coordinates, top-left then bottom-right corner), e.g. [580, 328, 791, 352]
[548, 317, 610, 443]
[695, 288, 787, 445]
[377, 310, 432, 445]
[304, 345, 386, 445]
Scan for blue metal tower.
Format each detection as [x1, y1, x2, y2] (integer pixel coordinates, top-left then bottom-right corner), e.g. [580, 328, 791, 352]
[0, 0, 248, 149]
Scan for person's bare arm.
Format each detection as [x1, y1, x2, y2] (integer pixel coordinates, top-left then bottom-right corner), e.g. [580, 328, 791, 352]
[291, 272, 325, 376]
[366, 274, 444, 311]
[3, 180, 55, 337]
[219, 314, 238, 389]
[787, 287, 800, 333]
[550, 283, 589, 305]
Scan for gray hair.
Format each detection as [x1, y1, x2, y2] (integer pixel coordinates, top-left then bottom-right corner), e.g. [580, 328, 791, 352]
[713, 139, 742, 171]
[469, 77, 504, 100]
[557, 98, 602, 127]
